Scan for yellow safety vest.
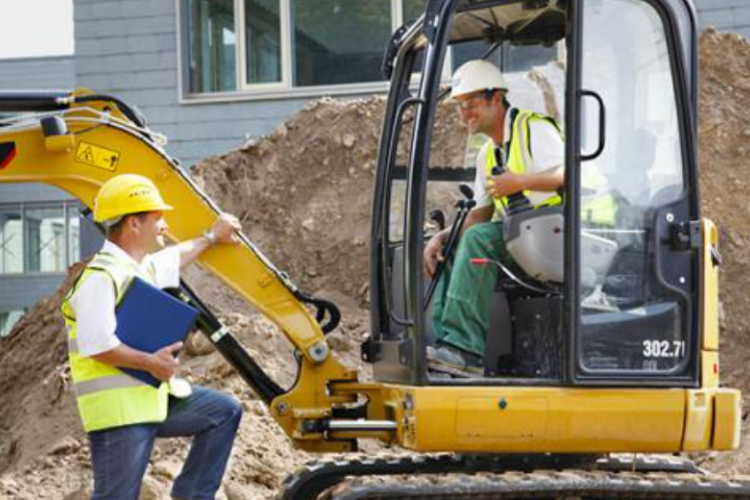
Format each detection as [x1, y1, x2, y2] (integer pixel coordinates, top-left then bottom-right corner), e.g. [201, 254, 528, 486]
[484, 109, 563, 215]
[61, 251, 169, 433]
[580, 163, 617, 227]
[485, 108, 617, 226]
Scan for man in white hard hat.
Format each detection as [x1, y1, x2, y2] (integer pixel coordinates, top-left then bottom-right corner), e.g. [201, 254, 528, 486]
[424, 60, 565, 375]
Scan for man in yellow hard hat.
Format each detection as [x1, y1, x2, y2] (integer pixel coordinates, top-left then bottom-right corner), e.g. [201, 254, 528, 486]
[424, 60, 566, 375]
[61, 173, 243, 500]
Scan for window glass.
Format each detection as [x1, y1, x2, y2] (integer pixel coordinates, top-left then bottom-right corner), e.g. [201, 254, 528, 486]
[26, 206, 66, 273]
[187, 0, 237, 93]
[579, 0, 687, 374]
[0, 207, 22, 274]
[403, 0, 427, 24]
[291, 0, 391, 86]
[451, 41, 556, 74]
[505, 44, 558, 72]
[245, 0, 282, 84]
[452, 40, 500, 73]
[68, 204, 80, 265]
[0, 309, 24, 337]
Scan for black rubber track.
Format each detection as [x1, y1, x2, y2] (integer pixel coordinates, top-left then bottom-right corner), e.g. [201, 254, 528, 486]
[276, 454, 750, 500]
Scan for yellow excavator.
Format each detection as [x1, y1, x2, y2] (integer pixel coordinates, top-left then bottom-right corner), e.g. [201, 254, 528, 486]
[1, 0, 749, 498]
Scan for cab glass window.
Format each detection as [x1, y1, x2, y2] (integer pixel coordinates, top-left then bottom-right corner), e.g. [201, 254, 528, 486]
[578, 0, 688, 374]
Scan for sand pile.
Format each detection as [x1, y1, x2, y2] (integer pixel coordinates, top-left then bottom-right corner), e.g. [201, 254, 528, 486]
[2, 27, 750, 500]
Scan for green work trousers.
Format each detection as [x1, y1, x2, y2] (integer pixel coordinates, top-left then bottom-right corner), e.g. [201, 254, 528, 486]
[432, 221, 511, 356]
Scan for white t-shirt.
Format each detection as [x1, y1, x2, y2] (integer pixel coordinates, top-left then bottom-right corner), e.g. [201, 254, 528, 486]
[473, 108, 564, 209]
[69, 240, 181, 357]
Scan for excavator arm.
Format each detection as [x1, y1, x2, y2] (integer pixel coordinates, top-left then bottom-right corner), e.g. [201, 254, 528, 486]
[0, 89, 393, 452]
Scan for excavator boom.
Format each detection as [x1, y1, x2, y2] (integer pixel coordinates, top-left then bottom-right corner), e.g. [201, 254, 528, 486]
[0, 90, 375, 452]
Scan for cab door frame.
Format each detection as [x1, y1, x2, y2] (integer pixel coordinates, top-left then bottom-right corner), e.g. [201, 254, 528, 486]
[566, 0, 702, 386]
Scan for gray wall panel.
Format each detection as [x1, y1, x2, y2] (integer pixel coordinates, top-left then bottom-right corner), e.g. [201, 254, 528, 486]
[695, 0, 748, 11]
[78, 52, 178, 74]
[694, 0, 750, 33]
[76, 16, 175, 39]
[0, 275, 66, 310]
[0, 56, 75, 90]
[0, 184, 73, 203]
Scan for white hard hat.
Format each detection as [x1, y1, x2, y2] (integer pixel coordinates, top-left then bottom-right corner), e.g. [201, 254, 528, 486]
[451, 60, 508, 99]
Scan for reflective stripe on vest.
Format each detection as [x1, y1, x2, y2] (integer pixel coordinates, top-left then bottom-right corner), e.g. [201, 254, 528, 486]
[75, 374, 148, 396]
[484, 109, 562, 215]
[61, 250, 168, 433]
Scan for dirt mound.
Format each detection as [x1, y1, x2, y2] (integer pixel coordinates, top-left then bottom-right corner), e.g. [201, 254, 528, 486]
[3, 27, 750, 499]
[191, 96, 464, 304]
[0, 262, 84, 478]
[695, 28, 750, 473]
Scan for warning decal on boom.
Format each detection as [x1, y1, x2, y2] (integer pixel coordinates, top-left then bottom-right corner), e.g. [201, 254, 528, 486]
[76, 141, 120, 171]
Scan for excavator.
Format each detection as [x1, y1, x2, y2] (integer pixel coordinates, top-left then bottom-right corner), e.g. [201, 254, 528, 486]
[1, 0, 749, 498]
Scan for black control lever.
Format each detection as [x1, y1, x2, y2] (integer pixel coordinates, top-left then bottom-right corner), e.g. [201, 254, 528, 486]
[491, 147, 532, 216]
[424, 184, 477, 309]
[458, 183, 474, 201]
[429, 209, 446, 231]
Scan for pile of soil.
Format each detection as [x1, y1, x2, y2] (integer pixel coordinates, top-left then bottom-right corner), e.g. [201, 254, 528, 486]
[2, 28, 750, 499]
[694, 28, 750, 473]
[191, 96, 465, 304]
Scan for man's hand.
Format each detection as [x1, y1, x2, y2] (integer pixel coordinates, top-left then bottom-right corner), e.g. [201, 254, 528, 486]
[147, 341, 182, 381]
[211, 213, 242, 244]
[178, 213, 242, 267]
[486, 171, 527, 199]
[423, 234, 446, 278]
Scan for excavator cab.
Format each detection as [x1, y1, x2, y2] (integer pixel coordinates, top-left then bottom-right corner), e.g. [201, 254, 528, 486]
[370, 0, 706, 386]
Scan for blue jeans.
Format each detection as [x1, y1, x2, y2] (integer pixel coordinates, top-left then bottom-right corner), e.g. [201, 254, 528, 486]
[88, 386, 242, 500]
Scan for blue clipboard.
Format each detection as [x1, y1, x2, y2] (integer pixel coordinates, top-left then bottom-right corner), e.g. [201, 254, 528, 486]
[115, 276, 199, 388]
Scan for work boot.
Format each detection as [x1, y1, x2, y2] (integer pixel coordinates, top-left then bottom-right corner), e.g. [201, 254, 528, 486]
[427, 343, 483, 376]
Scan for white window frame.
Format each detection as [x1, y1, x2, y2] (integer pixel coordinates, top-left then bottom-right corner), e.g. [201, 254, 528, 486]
[177, 0, 420, 104]
[236, 0, 290, 92]
[0, 200, 80, 277]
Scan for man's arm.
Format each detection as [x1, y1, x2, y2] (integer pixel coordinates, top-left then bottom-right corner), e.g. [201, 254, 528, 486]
[486, 165, 564, 199]
[91, 342, 183, 382]
[423, 204, 494, 277]
[175, 213, 242, 268]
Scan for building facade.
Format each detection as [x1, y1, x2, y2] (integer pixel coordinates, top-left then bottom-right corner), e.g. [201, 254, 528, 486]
[0, 0, 746, 336]
[0, 56, 98, 336]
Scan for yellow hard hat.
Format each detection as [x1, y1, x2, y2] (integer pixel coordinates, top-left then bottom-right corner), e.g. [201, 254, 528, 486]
[93, 174, 173, 223]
